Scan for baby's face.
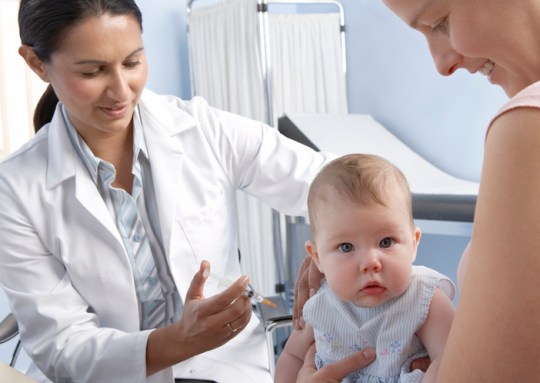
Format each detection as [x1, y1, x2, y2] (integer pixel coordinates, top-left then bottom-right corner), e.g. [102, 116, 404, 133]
[307, 194, 420, 307]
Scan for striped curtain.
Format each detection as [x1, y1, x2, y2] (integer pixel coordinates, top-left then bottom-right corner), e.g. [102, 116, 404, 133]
[268, 12, 348, 120]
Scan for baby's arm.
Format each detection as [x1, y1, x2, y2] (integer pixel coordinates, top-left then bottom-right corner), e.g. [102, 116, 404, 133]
[415, 287, 455, 383]
[275, 324, 315, 383]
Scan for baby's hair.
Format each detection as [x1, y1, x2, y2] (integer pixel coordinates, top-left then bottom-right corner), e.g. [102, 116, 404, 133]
[307, 154, 413, 234]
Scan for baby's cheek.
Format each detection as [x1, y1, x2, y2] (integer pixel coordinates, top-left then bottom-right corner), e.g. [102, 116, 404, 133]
[457, 241, 471, 290]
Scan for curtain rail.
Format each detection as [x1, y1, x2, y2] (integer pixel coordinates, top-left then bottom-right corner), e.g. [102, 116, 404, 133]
[188, 0, 343, 12]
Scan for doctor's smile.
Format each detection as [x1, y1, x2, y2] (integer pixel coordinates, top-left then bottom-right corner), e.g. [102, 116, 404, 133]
[98, 104, 130, 119]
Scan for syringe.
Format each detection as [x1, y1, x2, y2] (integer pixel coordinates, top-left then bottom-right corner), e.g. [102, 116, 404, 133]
[208, 273, 277, 308]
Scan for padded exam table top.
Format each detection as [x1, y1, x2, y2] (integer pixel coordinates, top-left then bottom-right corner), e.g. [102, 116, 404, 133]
[278, 114, 479, 223]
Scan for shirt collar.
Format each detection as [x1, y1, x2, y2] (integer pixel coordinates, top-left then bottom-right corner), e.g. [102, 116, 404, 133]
[133, 106, 148, 160]
[62, 104, 100, 183]
[62, 104, 148, 183]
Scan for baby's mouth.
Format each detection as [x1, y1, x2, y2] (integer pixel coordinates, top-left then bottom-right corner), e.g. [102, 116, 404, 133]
[361, 282, 386, 295]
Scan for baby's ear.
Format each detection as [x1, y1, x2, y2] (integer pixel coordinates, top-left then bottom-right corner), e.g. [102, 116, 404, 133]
[414, 227, 422, 244]
[305, 240, 323, 273]
[412, 227, 422, 262]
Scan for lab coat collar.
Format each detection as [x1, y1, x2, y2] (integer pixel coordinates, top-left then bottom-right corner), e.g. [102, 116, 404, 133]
[47, 103, 126, 243]
[46, 89, 199, 189]
[45, 89, 200, 254]
[46, 103, 80, 190]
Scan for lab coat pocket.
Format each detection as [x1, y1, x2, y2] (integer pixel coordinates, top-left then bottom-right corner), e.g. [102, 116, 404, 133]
[177, 187, 236, 274]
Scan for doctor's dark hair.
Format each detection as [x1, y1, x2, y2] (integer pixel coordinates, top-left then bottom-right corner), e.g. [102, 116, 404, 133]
[18, 0, 143, 133]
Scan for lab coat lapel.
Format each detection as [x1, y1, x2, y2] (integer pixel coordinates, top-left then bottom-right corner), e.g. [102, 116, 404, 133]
[138, 90, 198, 259]
[46, 106, 123, 246]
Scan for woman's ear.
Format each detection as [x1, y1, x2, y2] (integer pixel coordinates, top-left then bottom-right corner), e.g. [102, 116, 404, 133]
[18, 45, 50, 82]
[305, 240, 324, 273]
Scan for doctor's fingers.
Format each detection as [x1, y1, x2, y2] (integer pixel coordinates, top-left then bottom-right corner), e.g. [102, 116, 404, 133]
[185, 260, 212, 302]
[221, 294, 252, 335]
[200, 275, 251, 314]
[173, 314, 244, 356]
[175, 296, 251, 348]
[205, 291, 252, 332]
[184, 289, 252, 330]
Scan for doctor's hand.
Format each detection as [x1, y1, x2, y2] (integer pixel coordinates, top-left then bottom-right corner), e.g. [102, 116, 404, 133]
[293, 255, 323, 330]
[297, 343, 376, 383]
[177, 261, 252, 354]
[145, 261, 252, 376]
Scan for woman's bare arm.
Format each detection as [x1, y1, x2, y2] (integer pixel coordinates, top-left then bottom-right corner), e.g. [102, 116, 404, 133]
[437, 108, 540, 382]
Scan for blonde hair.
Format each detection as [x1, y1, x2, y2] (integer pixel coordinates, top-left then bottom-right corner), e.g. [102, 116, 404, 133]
[307, 154, 413, 234]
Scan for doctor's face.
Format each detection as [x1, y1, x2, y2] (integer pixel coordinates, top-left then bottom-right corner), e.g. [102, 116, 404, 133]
[37, 14, 148, 139]
[382, 0, 540, 97]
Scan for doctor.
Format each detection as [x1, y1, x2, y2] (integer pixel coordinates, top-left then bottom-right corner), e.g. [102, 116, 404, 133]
[0, 1, 332, 382]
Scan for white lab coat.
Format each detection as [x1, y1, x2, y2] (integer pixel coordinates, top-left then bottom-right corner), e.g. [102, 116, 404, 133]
[0, 89, 332, 382]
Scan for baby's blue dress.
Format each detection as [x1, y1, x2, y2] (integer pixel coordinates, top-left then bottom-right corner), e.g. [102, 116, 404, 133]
[303, 266, 455, 383]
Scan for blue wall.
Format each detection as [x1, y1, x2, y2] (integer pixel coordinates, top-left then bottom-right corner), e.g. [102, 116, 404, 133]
[137, 0, 190, 99]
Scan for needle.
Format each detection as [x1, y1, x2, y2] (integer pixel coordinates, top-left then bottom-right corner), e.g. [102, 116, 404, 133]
[208, 272, 277, 308]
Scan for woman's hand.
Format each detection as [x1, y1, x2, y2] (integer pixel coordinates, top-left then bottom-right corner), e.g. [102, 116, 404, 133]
[410, 357, 431, 373]
[297, 343, 376, 383]
[293, 255, 323, 330]
[146, 261, 252, 375]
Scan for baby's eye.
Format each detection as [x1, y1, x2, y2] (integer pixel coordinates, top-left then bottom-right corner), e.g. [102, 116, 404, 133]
[379, 237, 394, 249]
[338, 243, 354, 253]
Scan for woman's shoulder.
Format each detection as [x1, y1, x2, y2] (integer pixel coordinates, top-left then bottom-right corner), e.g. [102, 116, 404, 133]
[487, 81, 540, 135]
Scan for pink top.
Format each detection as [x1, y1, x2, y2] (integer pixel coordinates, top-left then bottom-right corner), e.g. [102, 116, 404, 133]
[487, 80, 540, 137]
[458, 81, 540, 288]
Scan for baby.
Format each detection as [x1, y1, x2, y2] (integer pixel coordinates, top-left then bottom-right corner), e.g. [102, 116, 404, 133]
[275, 154, 455, 382]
